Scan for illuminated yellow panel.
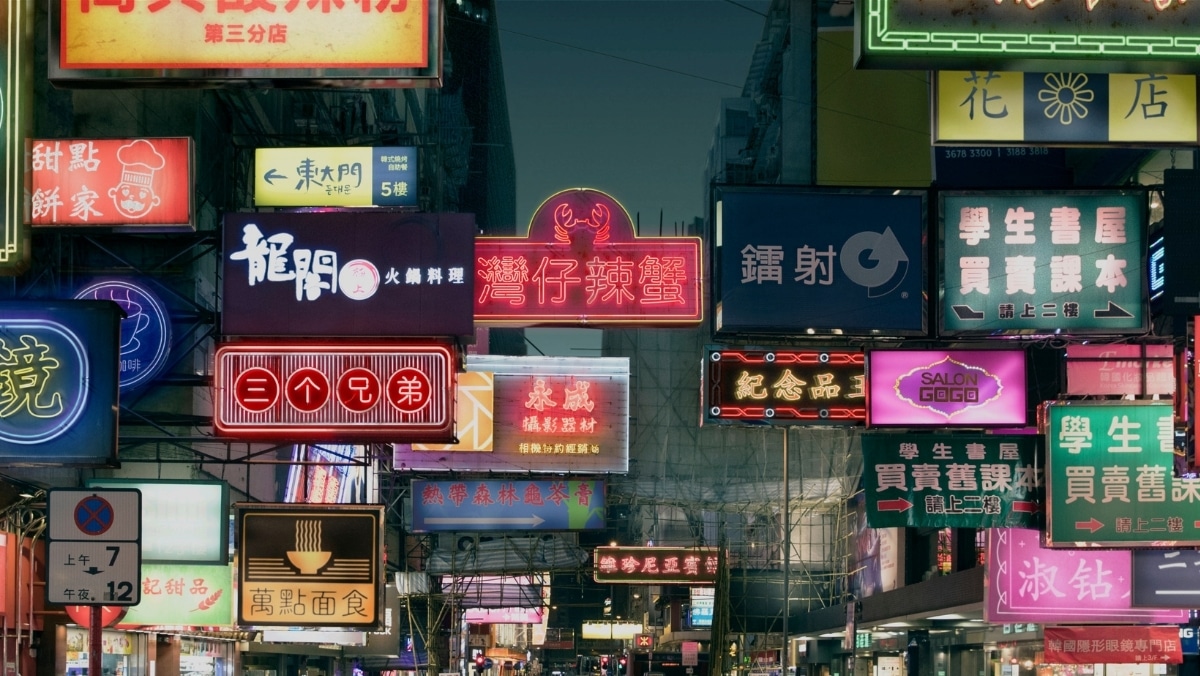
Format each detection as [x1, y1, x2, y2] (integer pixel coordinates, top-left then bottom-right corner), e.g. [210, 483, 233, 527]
[414, 372, 495, 452]
[1108, 74, 1197, 143]
[255, 147, 377, 207]
[936, 71, 1024, 142]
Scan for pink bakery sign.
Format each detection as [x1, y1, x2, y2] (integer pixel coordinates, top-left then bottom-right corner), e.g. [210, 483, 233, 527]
[867, 349, 1027, 427]
[985, 528, 1188, 624]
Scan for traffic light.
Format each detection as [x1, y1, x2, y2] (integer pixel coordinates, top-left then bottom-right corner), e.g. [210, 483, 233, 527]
[601, 656, 610, 674]
[617, 656, 627, 675]
[475, 655, 487, 673]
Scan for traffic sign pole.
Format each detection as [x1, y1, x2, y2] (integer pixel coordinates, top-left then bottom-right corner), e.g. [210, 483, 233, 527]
[90, 606, 102, 676]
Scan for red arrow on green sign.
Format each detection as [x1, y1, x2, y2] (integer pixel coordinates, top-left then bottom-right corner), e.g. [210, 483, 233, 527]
[1011, 501, 1039, 513]
[877, 498, 913, 513]
[1075, 517, 1104, 533]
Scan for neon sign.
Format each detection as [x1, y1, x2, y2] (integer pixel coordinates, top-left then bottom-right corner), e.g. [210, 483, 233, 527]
[868, 349, 1027, 427]
[74, 279, 172, 391]
[593, 546, 720, 585]
[858, 0, 1200, 72]
[0, 0, 31, 275]
[703, 347, 865, 425]
[0, 300, 120, 465]
[29, 138, 192, 229]
[475, 188, 702, 326]
[214, 342, 455, 441]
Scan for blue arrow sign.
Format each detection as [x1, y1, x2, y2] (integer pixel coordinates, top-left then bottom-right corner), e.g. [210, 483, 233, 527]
[412, 479, 605, 532]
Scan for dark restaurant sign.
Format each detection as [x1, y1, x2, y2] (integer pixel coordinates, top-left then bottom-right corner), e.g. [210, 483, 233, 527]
[222, 211, 474, 337]
[593, 546, 719, 585]
[703, 347, 864, 425]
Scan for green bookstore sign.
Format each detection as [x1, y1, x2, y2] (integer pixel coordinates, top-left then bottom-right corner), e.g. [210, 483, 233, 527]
[1045, 401, 1198, 548]
[863, 434, 1041, 529]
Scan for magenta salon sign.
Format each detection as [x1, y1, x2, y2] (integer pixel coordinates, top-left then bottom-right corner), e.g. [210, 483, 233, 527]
[867, 349, 1026, 427]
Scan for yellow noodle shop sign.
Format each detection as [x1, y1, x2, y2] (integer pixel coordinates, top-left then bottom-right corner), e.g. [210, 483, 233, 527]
[236, 503, 384, 628]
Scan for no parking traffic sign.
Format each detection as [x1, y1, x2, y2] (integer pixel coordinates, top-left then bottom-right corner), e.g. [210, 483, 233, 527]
[47, 489, 142, 605]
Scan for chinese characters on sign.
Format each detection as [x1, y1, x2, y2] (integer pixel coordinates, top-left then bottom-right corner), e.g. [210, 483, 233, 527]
[393, 356, 630, 474]
[475, 188, 702, 326]
[237, 504, 383, 628]
[29, 138, 192, 228]
[214, 342, 455, 442]
[1044, 626, 1182, 665]
[593, 546, 720, 585]
[254, 146, 418, 207]
[703, 348, 865, 425]
[222, 212, 474, 337]
[60, 0, 429, 70]
[0, 301, 121, 465]
[121, 563, 234, 627]
[1064, 344, 1175, 396]
[862, 434, 1041, 528]
[715, 188, 926, 335]
[1044, 402, 1199, 547]
[867, 349, 1027, 427]
[937, 72, 1198, 144]
[985, 527, 1189, 624]
[412, 479, 605, 532]
[942, 192, 1145, 334]
[1132, 549, 1200, 608]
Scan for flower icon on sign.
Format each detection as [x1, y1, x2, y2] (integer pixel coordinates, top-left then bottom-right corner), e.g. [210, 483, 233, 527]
[1038, 73, 1094, 125]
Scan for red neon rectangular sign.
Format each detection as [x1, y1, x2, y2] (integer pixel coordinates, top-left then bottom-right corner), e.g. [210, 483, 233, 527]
[214, 342, 455, 442]
[704, 347, 866, 425]
[593, 546, 720, 585]
[28, 138, 192, 228]
[475, 188, 703, 326]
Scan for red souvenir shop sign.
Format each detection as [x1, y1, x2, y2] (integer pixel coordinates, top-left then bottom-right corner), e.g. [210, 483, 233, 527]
[593, 546, 719, 585]
[1044, 626, 1182, 665]
[214, 342, 455, 442]
[28, 138, 192, 229]
[475, 188, 703, 326]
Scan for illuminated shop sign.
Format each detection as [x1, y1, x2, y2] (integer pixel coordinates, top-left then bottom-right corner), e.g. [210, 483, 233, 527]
[862, 434, 1041, 528]
[393, 356, 629, 473]
[474, 188, 702, 326]
[29, 138, 192, 229]
[255, 146, 418, 208]
[867, 349, 1027, 427]
[74, 279, 172, 391]
[593, 546, 720, 585]
[986, 527, 1187, 624]
[857, 0, 1200, 72]
[52, 0, 438, 86]
[282, 444, 368, 505]
[1044, 401, 1196, 547]
[412, 371, 494, 452]
[581, 621, 643, 640]
[412, 479, 605, 532]
[703, 347, 865, 425]
[714, 187, 926, 336]
[1045, 626, 1181, 665]
[941, 191, 1146, 335]
[214, 342, 455, 442]
[119, 563, 233, 628]
[85, 479, 228, 564]
[0, 0, 31, 275]
[935, 72, 1198, 145]
[222, 211, 474, 337]
[1149, 234, 1166, 301]
[1064, 344, 1174, 396]
[689, 587, 714, 628]
[236, 503, 383, 628]
[463, 607, 543, 624]
[0, 300, 120, 465]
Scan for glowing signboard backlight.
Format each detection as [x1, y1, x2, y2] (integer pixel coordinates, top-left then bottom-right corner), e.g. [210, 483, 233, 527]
[214, 342, 455, 442]
[475, 188, 702, 327]
[593, 546, 720, 585]
[868, 349, 1027, 427]
[29, 138, 192, 229]
[255, 147, 418, 208]
[703, 347, 865, 425]
[74, 279, 172, 392]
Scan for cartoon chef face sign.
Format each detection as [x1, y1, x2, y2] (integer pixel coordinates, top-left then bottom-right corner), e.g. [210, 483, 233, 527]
[108, 139, 165, 220]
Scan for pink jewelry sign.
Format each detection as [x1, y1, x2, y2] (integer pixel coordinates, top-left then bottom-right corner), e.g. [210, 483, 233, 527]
[985, 527, 1188, 623]
[867, 349, 1026, 427]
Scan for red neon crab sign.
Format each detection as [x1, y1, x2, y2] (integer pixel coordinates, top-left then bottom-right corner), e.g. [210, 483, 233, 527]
[475, 188, 703, 326]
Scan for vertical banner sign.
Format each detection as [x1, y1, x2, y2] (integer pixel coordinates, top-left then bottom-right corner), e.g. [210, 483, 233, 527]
[411, 479, 605, 532]
[941, 191, 1146, 335]
[862, 434, 1041, 528]
[28, 138, 192, 229]
[935, 72, 1198, 145]
[1044, 626, 1182, 665]
[702, 347, 865, 425]
[714, 187, 926, 336]
[1, 0, 30, 275]
[1044, 401, 1198, 547]
[474, 188, 702, 326]
[0, 301, 121, 466]
[237, 503, 383, 628]
[985, 527, 1189, 624]
[255, 147, 418, 208]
